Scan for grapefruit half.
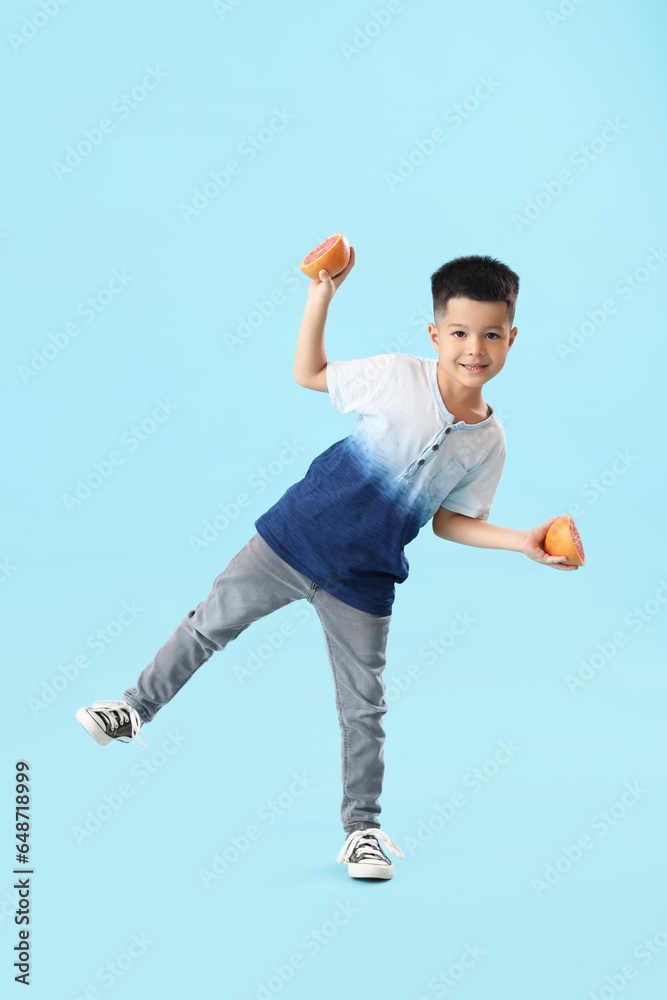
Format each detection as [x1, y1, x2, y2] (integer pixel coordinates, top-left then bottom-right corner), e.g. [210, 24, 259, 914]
[299, 232, 350, 280]
[544, 514, 586, 566]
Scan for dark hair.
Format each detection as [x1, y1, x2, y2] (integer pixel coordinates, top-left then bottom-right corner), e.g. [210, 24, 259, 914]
[430, 254, 520, 327]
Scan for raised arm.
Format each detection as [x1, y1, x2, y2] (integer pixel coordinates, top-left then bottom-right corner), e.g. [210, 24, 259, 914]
[293, 298, 329, 392]
[293, 245, 356, 392]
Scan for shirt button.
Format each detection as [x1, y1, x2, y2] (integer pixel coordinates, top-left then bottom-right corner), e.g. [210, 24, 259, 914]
[417, 459, 425, 465]
[444, 427, 451, 434]
[432, 444, 439, 450]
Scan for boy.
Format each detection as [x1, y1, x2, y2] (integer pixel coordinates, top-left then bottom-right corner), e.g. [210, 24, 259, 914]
[76, 251, 577, 881]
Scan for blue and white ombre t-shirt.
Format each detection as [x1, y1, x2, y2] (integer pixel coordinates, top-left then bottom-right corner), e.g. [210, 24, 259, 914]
[254, 352, 506, 616]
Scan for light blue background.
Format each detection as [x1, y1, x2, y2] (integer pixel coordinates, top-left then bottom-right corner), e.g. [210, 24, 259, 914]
[3, 0, 667, 996]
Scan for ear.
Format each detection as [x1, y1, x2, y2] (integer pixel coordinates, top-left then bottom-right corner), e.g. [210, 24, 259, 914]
[428, 323, 440, 350]
[508, 326, 518, 348]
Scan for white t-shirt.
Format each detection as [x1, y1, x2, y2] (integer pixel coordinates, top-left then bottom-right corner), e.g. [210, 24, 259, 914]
[255, 352, 506, 616]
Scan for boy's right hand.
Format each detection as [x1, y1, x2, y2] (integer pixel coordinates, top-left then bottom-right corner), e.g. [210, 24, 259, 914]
[307, 246, 355, 306]
[519, 517, 580, 570]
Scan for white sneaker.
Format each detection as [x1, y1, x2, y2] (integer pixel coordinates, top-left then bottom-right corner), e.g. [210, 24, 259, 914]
[75, 700, 147, 746]
[336, 827, 404, 880]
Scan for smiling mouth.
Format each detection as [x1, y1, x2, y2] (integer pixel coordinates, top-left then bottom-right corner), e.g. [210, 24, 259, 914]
[460, 364, 488, 372]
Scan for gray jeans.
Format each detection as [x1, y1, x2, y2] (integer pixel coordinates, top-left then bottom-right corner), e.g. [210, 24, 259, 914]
[123, 532, 392, 833]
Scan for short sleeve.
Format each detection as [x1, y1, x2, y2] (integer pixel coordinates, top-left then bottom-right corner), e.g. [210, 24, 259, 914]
[440, 433, 506, 520]
[327, 353, 396, 414]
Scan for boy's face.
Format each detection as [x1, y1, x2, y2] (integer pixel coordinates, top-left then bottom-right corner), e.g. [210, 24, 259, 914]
[428, 296, 517, 390]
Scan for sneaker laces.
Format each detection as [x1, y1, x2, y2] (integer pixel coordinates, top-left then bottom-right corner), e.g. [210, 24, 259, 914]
[336, 827, 405, 865]
[93, 701, 147, 747]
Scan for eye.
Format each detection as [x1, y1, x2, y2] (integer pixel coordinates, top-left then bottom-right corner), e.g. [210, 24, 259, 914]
[451, 330, 500, 338]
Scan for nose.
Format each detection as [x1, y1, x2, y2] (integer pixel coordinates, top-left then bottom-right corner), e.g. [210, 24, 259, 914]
[462, 336, 487, 356]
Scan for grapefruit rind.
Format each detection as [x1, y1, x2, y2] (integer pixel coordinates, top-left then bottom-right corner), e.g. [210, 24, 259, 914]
[299, 232, 350, 280]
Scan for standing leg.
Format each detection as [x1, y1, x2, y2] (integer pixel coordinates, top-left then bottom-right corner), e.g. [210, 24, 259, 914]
[310, 586, 392, 834]
[123, 533, 317, 724]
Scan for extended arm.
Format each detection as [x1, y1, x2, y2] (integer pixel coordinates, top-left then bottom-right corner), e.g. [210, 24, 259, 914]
[432, 507, 579, 570]
[433, 507, 525, 550]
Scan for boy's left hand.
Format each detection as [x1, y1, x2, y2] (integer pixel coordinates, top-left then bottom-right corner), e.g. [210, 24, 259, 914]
[519, 517, 580, 571]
